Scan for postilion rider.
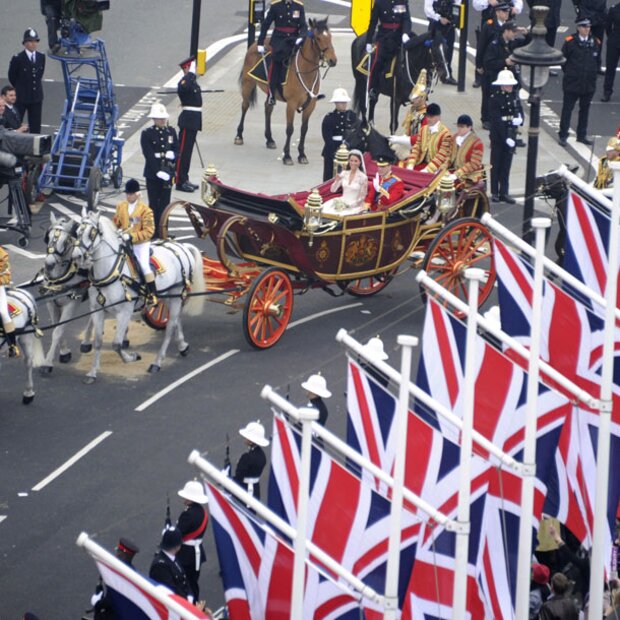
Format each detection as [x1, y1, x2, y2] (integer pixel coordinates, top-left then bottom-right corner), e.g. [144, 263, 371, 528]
[450, 113, 485, 187]
[257, 0, 307, 106]
[0, 245, 20, 358]
[112, 178, 158, 306]
[365, 156, 405, 211]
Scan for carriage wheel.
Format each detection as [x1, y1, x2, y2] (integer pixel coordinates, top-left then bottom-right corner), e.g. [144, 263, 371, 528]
[420, 218, 495, 318]
[342, 268, 397, 297]
[243, 268, 294, 349]
[143, 300, 170, 331]
[112, 165, 123, 190]
[457, 187, 490, 219]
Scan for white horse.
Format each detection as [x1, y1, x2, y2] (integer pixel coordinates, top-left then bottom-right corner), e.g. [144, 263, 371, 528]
[71, 209, 205, 382]
[1, 288, 45, 403]
[39, 213, 95, 373]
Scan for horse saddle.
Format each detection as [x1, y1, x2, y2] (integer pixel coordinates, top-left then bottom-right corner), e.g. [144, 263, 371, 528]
[126, 253, 165, 282]
[356, 50, 400, 79]
[247, 52, 291, 86]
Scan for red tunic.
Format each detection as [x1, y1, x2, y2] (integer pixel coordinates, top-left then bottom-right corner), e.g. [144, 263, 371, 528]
[365, 173, 405, 211]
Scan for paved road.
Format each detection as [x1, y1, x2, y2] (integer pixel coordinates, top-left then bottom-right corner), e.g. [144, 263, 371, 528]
[0, 1, 600, 618]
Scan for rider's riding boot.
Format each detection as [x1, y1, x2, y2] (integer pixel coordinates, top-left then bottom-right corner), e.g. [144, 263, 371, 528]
[4, 320, 21, 359]
[266, 92, 276, 106]
[145, 274, 158, 307]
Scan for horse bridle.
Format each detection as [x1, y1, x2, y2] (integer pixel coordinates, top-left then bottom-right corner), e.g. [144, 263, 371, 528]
[298, 30, 332, 70]
[44, 222, 80, 287]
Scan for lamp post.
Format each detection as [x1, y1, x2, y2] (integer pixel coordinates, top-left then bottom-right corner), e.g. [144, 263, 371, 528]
[510, 6, 564, 244]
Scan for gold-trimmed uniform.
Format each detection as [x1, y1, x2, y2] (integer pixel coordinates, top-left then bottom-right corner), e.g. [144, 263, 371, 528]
[0, 246, 10, 286]
[405, 122, 453, 173]
[451, 131, 484, 184]
[113, 201, 155, 245]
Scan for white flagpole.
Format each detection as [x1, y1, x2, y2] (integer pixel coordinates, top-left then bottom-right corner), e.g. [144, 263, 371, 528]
[76, 533, 208, 619]
[383, 335, 418, 620]
[588, 159, 620, 620]
[514, 217, 551, 620]
[291, 406, 319, 620]
[452, 268, 483, 620]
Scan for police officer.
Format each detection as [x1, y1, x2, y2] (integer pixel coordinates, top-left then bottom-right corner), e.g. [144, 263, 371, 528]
[176, 56, 202, 193]
[257, 0, 307, 106]
[176, 480, 209, 602]
[365, 0, 412, 101]
[321, 87, 357, 182]
[425, 0, 457, 84]
[559, 17, 601, 146]
[489, 68, 523, 203]
[576, 0, 608, 71]
[234, 421, 270, 500]
[602, 2, 620, 102]
[8, 29, 45, 134]
[149, 527, 193, 601]
[140, 103, 178, 237]
[0, 245, 20, 358]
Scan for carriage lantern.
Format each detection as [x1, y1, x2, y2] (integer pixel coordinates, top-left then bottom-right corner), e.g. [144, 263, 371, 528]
[436, 173, 457, 218]
[303, 188, 324, 246]
[202, 163, 219, 206]
[334, 143, 349, 177]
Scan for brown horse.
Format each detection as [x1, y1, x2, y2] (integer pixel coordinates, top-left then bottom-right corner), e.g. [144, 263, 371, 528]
[235, 17, 337, 165]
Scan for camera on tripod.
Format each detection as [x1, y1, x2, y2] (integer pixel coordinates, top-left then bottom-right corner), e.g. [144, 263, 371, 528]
[0, 129, 52, 179]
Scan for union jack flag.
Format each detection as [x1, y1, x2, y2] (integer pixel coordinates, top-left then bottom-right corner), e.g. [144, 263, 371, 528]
[494, 236, 620, 561]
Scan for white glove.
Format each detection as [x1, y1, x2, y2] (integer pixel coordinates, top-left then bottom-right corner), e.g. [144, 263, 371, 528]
[402, 33, 410, 44]
[156, 170, 171, 181]
[189, 60, 197, 73]
[511, 115, 523, 126]
[295, 37, 303, 45]
[389, 134, 411, 146]
[90, 591, 103, 607]
[257, 45, 265, 54]
[372, 173, 381, 193]
[506, 138, 516, 148]
[365, 43, 373, 54]
[165, 150, 175, 160]
[122, 232, 132, 242]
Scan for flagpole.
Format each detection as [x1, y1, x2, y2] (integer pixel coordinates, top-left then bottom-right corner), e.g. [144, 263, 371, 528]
[514, 217, 551, 620]
[588, 159, 620, 620]
[452, 268, 483, 620]
[291, 406, 319, 620]
[384, 335, 418, 620]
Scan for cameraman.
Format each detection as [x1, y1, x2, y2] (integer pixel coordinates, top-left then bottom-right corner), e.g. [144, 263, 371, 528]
[425, 0, 458, 85]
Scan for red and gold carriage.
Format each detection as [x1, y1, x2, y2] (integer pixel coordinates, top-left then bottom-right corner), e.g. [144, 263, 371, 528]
[152, 156, 495, 348]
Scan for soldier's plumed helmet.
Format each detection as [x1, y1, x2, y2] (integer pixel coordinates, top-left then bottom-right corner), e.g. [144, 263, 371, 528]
[125, 178, 140, 194]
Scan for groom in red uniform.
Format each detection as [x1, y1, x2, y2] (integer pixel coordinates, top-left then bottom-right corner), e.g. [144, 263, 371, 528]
[365, 156, 405, 211]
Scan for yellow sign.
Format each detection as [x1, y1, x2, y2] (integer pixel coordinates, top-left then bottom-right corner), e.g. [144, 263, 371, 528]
[197, 49, 207, 75]
[351, 0, 373, 37]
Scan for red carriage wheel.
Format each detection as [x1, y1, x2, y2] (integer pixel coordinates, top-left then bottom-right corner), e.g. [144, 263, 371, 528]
[243, 268, 294, 349]
[143, 300, 170, 331]
[420, 218, 495, 318]
[344, 268, 398, 297]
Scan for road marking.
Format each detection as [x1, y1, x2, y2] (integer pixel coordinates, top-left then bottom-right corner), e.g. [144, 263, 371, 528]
[50, 203, 81, 220]
[5, 245, 45, 259]
[0, 516, 6, 524]
[135, 349, 240, 412]
[31, 431, 113, 492]
[287, 302, 363, 329]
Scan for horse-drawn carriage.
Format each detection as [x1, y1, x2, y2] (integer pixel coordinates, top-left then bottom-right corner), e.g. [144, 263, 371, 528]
[156, 156, 495, 348]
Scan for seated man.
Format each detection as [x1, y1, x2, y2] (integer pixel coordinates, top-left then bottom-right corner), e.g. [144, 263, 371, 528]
[365, 156, 404, 211]
[401, 103, 453, 173]
[450, 114, 485, 186]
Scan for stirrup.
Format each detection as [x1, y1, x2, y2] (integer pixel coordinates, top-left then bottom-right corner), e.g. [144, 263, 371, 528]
[146, 293, 159, 307]
[8, 344, 21, 359]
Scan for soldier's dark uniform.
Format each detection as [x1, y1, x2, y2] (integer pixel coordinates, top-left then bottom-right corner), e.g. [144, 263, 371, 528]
[149, 550, 192, 599]
[176, 61, 202, 191]
[321, 107, 357, 181]
[602, 2, 620, 101]
[8, 30, 45, 134]
[365, 0, 412, 99]
[489, 85, 522, 201]
[477, 12, 506, 125]
[140, 124, 178, 236]
[233, 445, 267, 500]
[559, 23, 600, 145]
[258, 0, 307, 103]
[176, 502, 208, 602]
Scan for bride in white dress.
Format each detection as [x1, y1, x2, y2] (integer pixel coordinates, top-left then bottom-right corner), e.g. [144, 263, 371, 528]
[322, 150, 368, 215]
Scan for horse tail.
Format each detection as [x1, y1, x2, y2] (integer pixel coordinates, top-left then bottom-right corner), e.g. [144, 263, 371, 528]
[183, 244, 205, 317]
[29, 335, 46, 368]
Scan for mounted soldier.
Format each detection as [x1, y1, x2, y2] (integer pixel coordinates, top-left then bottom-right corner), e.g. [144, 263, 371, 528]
[257, 0, 307, 106]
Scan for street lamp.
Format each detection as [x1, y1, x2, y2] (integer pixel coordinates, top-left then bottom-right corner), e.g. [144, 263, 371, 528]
[510, 6, 565, 244]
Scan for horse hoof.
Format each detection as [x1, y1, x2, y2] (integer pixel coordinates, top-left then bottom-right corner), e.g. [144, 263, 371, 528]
[59, 352, 72, 364]
[283, 157, 294, 166]
[122, 339, 130, 349]
[39, 366, 53, 375]
[266, 141, 277, 150]
[148, 364, 160, 373]
[83, 376, 96, 384]
[179, 345, 190, 357]
[298, 156, 309, 165]
[22, 394, 35, 405]
[134, 354, 142, 362]
[234, 136, 244, 145]
[80, 343, 92, 353]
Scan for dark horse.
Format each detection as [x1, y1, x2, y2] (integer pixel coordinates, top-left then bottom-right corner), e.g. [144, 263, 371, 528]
[351, 30, 449, 134]
[536, 170, 571, 264]
[235, 17, 337, 166]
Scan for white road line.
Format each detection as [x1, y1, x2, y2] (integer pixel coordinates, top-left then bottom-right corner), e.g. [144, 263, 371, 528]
[0, 516, 6, 525]
[5, 245, 46, 259]
[135, 349, 240, 412]
[287, 302, 363, 329]
[50, 203, 81, 220]
[31, 431, 113, 492]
